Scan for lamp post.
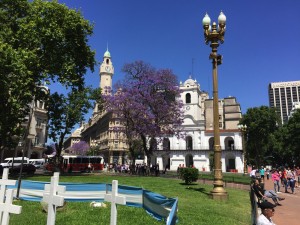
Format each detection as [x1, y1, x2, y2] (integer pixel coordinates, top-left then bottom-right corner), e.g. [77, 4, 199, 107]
[202, 11, 228, 200]
[238, 124, 247, 174]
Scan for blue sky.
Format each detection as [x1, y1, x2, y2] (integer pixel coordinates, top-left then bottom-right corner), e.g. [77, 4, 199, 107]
[55, 0, 300, 114]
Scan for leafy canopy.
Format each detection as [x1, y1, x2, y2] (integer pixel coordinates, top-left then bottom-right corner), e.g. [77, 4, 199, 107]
[0, 0, 96, 155]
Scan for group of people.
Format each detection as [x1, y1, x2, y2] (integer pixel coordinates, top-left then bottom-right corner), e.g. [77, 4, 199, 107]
[250, 166, 300, 225]
[271, 167, 299, 194]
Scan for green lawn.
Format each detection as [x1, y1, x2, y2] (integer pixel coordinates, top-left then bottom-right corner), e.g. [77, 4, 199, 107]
[10, 174, 251, 225]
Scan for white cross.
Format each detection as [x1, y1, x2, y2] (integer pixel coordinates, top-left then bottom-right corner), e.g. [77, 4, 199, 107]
[0, 189, 22, 225]
[43, 173, 65, 225]
[0, 168, 17, 223]
[44, 173, 65, 195]
[104, 180, 126, 225]
[0, 169, 16, 203]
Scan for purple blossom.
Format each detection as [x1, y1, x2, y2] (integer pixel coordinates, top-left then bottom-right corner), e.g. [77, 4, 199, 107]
[70, 141, 90, 155]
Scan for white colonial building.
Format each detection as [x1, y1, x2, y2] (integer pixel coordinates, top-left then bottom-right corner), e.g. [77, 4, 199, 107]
[151, 77, 244, 173]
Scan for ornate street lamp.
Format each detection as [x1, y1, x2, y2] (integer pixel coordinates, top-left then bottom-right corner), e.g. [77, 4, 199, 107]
[238, 124, 248, 174]
[202, 11, 228, 200]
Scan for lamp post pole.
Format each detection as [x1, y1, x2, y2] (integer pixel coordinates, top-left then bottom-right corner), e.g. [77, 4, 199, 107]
[238, 124, 248, 174]
[202, 11, 228, 200]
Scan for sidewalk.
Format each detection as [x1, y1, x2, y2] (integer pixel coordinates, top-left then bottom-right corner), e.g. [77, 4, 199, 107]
[263, 178, 299, 225]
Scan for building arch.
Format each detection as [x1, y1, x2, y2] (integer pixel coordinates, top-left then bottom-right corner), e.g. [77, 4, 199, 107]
[185, 154, 194, 167]
[186, 136, 193, 150]
[225, 153, 236, 172]
[185, 93, 191, 104]
[163, 138, 170, 151]
[209, 137, 214, 150]
[162, 154, 170, 171]
[224, 137, 234, 150]
[150, 138, 157, 151]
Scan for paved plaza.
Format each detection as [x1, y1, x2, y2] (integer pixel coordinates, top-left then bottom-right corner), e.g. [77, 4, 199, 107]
[263, 177, 299, 225]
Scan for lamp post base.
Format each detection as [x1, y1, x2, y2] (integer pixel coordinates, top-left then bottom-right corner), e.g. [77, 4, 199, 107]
[209, 189, 228, 200]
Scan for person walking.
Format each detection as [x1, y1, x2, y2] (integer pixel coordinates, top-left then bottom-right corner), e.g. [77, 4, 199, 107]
[295, 166, 300, 188]
[266, 168, 270, 180]
[287, 169, 296, 194]
[271, 170, 281, 193]
[282, 168, 289, 193]
[260, 166, 265, 180]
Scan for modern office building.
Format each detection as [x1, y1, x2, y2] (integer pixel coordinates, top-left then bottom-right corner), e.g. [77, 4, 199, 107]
[269, 81, 300, 124]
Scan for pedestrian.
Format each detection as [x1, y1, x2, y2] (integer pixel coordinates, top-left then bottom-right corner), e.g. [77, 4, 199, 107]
[250, 166, 257, 180]
[282, 168, 289, 193]
[296, 166, 300, 188]
[271, 170, 281, 193]
[257, 201, 277, 225]
[287, 169, 296, 194]
[88, 163, 92, 173]
[266, 168, 270, 180]
[260, 166, 265, 180]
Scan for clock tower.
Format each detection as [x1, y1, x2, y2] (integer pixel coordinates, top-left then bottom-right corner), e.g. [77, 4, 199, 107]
[99, 48, 114, 92]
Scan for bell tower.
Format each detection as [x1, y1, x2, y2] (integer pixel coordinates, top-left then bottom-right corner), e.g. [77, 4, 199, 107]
[99, 48, 114, 92]
[93, 49, 114, 116]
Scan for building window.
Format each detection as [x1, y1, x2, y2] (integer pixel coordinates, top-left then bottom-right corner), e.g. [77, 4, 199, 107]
[186, 136, 193, 150]
[150, 138, 158, 151]
[163, 138, 170, 150]
[186, 93, 191, 104]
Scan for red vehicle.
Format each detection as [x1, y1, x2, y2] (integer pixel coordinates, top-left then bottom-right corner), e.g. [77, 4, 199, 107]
[45, 155, 104, 173]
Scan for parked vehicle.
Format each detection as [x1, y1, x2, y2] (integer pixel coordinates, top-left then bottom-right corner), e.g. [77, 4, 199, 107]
[9, 163, 36, 175]
[29, 159, 45, 169]
[0, 157, 29, 168]
[45, 155, 104, 172]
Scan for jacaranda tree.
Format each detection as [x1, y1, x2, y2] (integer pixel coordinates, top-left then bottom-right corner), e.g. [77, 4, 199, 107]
[70, 141, 90, 155]
[104, 61, 184, 166]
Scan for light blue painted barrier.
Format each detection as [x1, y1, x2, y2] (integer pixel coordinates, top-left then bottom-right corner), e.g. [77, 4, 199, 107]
[9, 180, 178, 224]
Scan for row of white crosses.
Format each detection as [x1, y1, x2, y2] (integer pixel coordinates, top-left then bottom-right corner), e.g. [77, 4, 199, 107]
[42, 175, 126, 225]
[0, 168, 126, 225]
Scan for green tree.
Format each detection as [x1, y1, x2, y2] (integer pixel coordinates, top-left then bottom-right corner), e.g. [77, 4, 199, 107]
[47, 87, 101, 169]
[240, 106, 281, 167]
[278, 109, 300, 166]
[0, 0, 95, 158]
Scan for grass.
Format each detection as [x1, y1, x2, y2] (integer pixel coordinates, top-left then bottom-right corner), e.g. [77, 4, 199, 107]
[10, 173, 251, 225]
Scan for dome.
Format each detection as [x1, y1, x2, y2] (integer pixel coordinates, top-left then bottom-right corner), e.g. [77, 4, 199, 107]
[104, 50, 111, 57]
[184, 78, 197, 86]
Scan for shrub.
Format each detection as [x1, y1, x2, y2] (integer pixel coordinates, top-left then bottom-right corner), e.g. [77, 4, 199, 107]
[179, 168, 199, 184]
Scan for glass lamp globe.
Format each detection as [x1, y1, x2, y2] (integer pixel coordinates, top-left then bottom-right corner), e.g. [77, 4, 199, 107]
[202, 13, 211, 26]
[218, 11, 226, 24]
